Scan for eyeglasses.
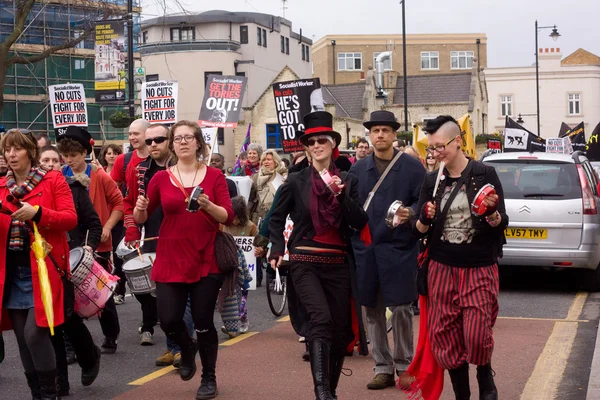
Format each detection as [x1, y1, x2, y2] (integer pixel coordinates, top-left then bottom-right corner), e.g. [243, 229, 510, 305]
[357, 145, 369, 150]
[307, 138, 330, 147]
[425, 136, 457, 155]
[173, 135, 196, 144]
[145, 136, 168, 146]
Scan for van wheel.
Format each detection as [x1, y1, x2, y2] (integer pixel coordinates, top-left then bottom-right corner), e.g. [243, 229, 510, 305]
[582, 266, 600, 292]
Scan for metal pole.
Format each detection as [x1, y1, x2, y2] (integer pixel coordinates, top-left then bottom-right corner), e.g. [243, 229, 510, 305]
[402, 0, 408, 133]
[535, 20, 540, 137]
[127, 0, 135, 119]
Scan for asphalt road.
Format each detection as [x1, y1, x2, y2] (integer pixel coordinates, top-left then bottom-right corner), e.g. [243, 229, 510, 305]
[0, 266, 598, 399]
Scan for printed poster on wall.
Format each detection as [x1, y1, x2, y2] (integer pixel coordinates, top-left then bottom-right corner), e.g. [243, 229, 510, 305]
[198, 75, 247, 128]
[272, 78, 324, 153]
[48, 84, 88, 137]
[234, 237, 257, 290]
[94, 20, 126, 103]
[141, 81, 178, 124]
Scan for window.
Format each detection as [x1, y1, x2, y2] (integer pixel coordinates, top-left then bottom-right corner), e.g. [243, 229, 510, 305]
[451, 51, 474, 69]
[568, 94, 581, 115]
[501, 95, 513, 117]
[281, 36, 285, 53]
[204, 71, 222, 89]
[421, 52, 439, 70]
[74, 30, 85, 49]
[257, 27, 267, 47]
[217, 128, 224, 145]
[373, 52, 392, 71]
[170, 27, 194, 42]
[266, 124, 281, 149]
[146, 74, 159, 82]
[285, 37, 289, 55]
[240, 26, 248, 44]
[74, 59, 85, 70]
[302, 44, 310, 62]
[142, 31, 148, 44]
[236, 71, 246, 77]
[338, 52, 362, 71]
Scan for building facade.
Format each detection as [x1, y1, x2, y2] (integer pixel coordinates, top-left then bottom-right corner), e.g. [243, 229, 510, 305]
[0, 0, 140, 141]
[485, 48, 600, 138]
[312, 33, 487, 85]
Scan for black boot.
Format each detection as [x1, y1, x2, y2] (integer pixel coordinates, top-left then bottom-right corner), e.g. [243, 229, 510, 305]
[329, 355, 345, 400]
[25, 372, 41, 399]
[309, 339, 335, 400]
[476, 364, 498, 400]
[168, 331, 197, 381]
[302, 342, 310, 362]
[37, 370, 58, 400]
[81, 345, 101, 387]
[448, 363, 471, 400]
[64, 332, 76, 365]
[196, 339, 218, 400]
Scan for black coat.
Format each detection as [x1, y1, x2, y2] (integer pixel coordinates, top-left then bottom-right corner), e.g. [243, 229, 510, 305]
[269, 167, 370, 355]
[66, 177, 102, 251]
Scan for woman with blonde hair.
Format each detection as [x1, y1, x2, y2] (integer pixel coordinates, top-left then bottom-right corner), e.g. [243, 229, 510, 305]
[425, 153, 441, 172]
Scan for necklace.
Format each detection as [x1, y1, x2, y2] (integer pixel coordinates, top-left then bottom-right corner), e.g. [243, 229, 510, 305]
[176, 164, 199, 188]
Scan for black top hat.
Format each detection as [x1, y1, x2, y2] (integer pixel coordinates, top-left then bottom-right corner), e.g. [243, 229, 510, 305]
[56, 126, 93, 154]
[299, 111, 342, 148]
[363, 110, 401, 131]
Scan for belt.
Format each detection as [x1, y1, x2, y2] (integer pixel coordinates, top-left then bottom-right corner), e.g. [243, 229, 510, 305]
[289, 253, 347, 265]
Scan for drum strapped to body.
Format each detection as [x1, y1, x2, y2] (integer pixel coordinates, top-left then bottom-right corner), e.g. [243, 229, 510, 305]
[69, 247, 119, 318]
[115, 228, 145, 262]
[122, 253, 156, 296]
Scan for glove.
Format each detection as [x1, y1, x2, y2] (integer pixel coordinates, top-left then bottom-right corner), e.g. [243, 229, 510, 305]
[419, 201, 436, 226]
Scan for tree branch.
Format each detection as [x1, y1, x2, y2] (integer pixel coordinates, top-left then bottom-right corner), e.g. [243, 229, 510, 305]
[7, 29, 93, 65]
[2, 0, 36, 50]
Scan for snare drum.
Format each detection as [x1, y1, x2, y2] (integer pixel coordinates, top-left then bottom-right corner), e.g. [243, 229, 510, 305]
[115, 228, 145, 262]
[69, 247, 118, 318]
[122, 253, 156, 296]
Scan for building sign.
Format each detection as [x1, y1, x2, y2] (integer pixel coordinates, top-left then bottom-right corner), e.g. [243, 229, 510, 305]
[141, 81, 178, 124]
[198, 75, 247, 128]
[272, 78, 323, 153]
[94, 20, 126, 103]
[48, 84, 88, 136]
[487, 138, 502, 150]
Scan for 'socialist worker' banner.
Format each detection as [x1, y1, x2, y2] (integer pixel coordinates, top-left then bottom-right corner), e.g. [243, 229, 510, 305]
[94, 20, 126, 103]
[198, 75, 247, 128]
[141, 81, 178, 124]
[48, 84, 88, 137]
[272, 78, 324, 153]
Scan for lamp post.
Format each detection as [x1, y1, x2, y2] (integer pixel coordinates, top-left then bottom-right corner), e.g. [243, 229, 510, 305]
[516, 113, 537, 125]
[535, 21, 560, 137]
[401, 0, 408, 134]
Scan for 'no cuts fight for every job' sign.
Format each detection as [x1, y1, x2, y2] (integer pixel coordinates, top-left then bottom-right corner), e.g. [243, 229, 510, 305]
[141, 81, 178, 124]
[49, 84, 88, 137]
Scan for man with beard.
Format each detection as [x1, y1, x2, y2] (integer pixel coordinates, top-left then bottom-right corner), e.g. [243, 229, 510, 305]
[123, 123, 194, 367]
[349, 110, 425, 390]
[209, 153, 238, 198]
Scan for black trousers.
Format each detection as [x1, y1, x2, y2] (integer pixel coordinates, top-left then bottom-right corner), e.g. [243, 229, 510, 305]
[290, 263, 352, 357]
[95, 252, 120, 339]
[111, 221, 127, 297]
[135, 293, 158, 334]
[156, 275, 222, 344]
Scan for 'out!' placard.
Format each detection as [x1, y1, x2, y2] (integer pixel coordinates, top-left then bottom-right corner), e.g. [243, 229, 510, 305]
[49, 84, 88, 129]
[141, 81, 178, 124]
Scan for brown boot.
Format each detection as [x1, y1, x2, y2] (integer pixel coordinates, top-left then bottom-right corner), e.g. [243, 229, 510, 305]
[366, 373, 395, 390]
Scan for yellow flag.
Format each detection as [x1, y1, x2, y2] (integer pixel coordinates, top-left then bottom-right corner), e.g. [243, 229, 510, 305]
[31, 215, 54, 336]
[458, 114, 476, 158]
[413, 124, 428, 159]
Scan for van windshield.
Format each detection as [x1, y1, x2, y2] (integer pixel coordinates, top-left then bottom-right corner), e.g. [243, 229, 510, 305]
[485, 161, 581, 200]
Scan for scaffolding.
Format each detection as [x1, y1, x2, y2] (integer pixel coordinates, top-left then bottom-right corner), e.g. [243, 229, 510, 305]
[0, 0, 141, 142]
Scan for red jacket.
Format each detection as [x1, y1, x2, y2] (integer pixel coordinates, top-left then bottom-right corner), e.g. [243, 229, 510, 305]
[0, 171, 77, 330]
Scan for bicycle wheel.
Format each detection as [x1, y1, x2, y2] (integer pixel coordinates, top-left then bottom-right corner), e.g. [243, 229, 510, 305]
[386, 307, 393, 333]
[267, 272, 287, 316]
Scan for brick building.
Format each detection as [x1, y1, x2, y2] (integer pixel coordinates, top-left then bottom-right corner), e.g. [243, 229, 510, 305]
[312, 33, 487, 85]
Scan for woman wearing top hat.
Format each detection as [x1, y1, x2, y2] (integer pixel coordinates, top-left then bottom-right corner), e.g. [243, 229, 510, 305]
[269, 111, 369, 400]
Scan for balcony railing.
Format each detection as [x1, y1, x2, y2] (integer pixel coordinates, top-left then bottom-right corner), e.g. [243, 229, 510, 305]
[138, 39, 241, 55]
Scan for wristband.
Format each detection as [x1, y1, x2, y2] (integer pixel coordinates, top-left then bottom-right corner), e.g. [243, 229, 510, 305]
[419, 202, 435, 226]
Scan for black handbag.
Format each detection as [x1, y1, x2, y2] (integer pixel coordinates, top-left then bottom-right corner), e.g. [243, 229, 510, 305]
[417, 162, 473, 296]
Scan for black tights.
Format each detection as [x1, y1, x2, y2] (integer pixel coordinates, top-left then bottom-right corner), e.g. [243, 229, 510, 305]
[156, 275, 222, 344]
[8, 308, 56, 373]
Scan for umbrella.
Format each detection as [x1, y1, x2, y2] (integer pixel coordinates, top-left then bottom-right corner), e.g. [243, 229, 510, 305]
[30, 207, 55, 336]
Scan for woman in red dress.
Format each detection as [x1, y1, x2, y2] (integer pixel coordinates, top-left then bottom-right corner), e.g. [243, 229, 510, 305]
[134, 120, 233, 400]
[0, 129, 77, 399]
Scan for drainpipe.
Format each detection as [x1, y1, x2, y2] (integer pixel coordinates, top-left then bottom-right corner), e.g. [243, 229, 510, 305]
[375, 51, 392, 100]
[331, 40, 336, 84]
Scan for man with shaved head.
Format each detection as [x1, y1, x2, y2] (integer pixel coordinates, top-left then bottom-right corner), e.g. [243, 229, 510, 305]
[412, 115, 508, 399]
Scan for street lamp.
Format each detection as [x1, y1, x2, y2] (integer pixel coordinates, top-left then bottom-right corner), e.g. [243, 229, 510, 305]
[516, 113, 537, 125]
[535, 21, 560, 137]
[400, 0, 408, 134]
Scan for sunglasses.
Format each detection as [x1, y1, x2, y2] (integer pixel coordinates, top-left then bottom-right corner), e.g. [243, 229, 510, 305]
[145, 136, 168, 146]
[307, 138, 330, 147]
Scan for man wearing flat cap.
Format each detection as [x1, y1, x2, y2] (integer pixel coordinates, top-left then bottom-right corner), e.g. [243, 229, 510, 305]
[349, 110, 425, 390]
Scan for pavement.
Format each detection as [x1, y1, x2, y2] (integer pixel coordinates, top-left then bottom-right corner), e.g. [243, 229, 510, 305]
[1, 266, 600, 399]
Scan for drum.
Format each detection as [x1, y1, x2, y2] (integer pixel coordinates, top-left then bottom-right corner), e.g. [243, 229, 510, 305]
[122, 253, 156, 296]
[69, 247, 119, 318]
[115, 228, 145, 262]
[471, 184, 496, 216]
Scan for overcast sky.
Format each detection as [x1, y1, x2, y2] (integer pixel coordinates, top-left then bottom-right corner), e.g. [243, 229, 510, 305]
[141, 0, 600, 68]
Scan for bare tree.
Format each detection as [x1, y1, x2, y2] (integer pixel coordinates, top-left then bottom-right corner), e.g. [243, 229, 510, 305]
[0, 0, 124, 114]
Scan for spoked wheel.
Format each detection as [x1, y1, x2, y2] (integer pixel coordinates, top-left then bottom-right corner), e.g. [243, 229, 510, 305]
[266, 267, 287, 316]
[386, 307, 393, 333]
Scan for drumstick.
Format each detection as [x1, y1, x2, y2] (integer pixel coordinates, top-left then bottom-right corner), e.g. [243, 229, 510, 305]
[136, 243, 144, 262]
[432, 161, 446, 198]
[85, 230, 89, 247]
[143, 236, 159, 242]
[148, 255, 155, 266]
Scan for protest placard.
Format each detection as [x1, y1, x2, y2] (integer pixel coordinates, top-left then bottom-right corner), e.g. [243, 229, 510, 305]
[199, 75, 247, 128]
[273, 78, 323, 153]
[49, 84, 88, 137]
[234, 236, 257, 290]
[141, 81, 178, 124]
[546, 137, 573, 154]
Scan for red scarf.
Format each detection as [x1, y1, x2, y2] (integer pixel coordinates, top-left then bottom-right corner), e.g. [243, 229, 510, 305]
[398, 295, 444, 399]
[309, 164, 341, 235]
[244, 161, 260, 177]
